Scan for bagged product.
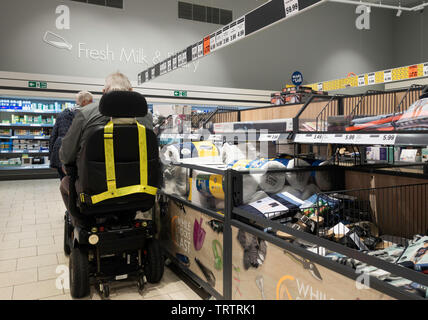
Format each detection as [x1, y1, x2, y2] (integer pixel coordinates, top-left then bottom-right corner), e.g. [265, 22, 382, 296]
[248, 158, 290, 194]
[285, 158, 311, 192]
[220, 143, 246, 165]
[160, 141, 220, 197]
[227, 159, 259, 203]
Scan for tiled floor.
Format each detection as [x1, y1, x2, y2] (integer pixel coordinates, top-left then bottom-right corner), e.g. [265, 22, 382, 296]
[0, 179, 202, 300]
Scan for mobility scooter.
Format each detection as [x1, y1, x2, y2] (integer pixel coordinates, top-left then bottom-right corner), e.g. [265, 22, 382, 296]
[63, 91, 164, 298]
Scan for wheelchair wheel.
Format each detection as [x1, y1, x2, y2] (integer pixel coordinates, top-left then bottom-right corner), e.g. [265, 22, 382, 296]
[137, 275, 145, 294]
[102, 284, 110, 299]
[69, 246, 90, 298]
[144, 239, 164, 284]
[63, 216, 71, 256]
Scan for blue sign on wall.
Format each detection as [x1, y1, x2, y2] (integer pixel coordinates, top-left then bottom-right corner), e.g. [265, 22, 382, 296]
[291, 71, 303, 86]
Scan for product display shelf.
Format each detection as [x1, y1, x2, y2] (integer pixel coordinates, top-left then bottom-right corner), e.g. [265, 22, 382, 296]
[0, 164, 50, 170]
[0, 150, 49, 154]
[0, 123, 55, 128]
[159, 85, 428, 300]
[288, 87, 428, 167]
[160, 160, 428, 300]
[158, 161, 230, 300]
[0, 135, 50, 140]
[0, 96, 75, 180]
[0, 109, 60, 115]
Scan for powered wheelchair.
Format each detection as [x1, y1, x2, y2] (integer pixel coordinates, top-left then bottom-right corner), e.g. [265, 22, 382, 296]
[63, 91, 164, 299]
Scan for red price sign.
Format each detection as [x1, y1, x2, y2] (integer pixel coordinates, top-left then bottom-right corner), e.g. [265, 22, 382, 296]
[408, 65, 418, 78]
[203, 36, 210, 55]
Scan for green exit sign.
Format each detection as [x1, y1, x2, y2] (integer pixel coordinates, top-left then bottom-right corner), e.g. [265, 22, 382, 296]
[174, 90, 187, 97]
[28, 81, 48, 89]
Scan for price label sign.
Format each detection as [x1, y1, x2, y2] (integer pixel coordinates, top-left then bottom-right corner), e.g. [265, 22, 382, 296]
[198, 41, 204, 58]
[344, 134, 356, 143]
[160, 62, 167, 75]
[181, 50, 187, 65]
[284, 0, 299, 17]
[186, 134, 200, 140]
[365, 134, 397, 145]
[313, 134, 324, 143]
[294, 134, 323, 144]
[192, 44, 198, 60]
[177, 53, 182, 67]
[380, 134, 397, 144]
[203, 36, 211, 55]
[210, 33, 216, 52]
[222, 25, 230, 45]
[167, 59, 171, 72]
[215, 30, 223, 48]
[317, 83, 323, 91]
[424, 63, 428, 76]
[172, 56, 177, 70]
[358, 75, 366, 87]
[384, 70, 392, 82]
[368, 73, 375, 85]
[208, 135, 223, 142]
[322, 134, 342, 144]
[408, 65, 418, 78]
[236, 17, 245, 39]
[229, 21, 237, 42]
[259, 134, 280, 142]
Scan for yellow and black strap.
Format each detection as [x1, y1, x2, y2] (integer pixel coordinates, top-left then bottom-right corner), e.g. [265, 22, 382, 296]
[80, 120, 157, 205]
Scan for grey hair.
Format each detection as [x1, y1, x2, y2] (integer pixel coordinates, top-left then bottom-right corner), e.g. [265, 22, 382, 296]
[104, 72, 132, 92]
[76, 91, 93, 106]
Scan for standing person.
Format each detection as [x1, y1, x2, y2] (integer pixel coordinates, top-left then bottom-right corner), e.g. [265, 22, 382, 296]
[49, 91, 93, 180]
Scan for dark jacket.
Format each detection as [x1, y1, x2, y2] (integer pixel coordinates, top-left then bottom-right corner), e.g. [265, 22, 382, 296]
[49, 108, 76, 169]
[59, 102, 153, 166]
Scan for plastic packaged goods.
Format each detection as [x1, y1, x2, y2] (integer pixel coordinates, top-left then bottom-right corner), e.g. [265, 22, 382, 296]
[228, 158, 289, 194]
[308, 159, 334, 191]
[249, 158, 289, 194]
[196, 173, 224, 200]
[345, 97, 428, 132]
[160, 141, 220, 197]
[285, 158, 311, 192]
[224, 160, 259, 204]
[220, 143, 246, 165]
[278, 185, 302, 199]
[300, 183, 321, 201]
[160, 144, 189, 197]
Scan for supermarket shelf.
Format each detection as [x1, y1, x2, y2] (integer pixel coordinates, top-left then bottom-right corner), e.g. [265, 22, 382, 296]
[0, 165, 56, 181]
[0, 135, 50, 140]
[0, 109, 61, 115]
[159, 132, 292, 143]
[0, 164, 50, 170]
[293, 132, 428, 146]
[0, 123, 54, 128]
[0, 150, 49, 155]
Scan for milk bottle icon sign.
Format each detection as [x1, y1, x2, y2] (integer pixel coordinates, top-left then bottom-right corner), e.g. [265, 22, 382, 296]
[43, 31, 73, 51]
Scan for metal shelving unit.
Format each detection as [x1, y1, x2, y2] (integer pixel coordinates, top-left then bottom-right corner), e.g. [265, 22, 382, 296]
[158, 85, 428, 300]
[0, 135, 50, 140]
[0, 96, 76, 180]
[0, 123, 55, 128]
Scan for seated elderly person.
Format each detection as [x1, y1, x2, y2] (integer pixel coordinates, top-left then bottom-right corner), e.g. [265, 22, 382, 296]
[59, 72, 153, 208]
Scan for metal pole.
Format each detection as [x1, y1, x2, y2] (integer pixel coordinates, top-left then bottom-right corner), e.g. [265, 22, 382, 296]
[222, 168, 233, 300]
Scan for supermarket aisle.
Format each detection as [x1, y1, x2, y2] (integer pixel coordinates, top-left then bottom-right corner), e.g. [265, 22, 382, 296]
[0, 179, 201, 300]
